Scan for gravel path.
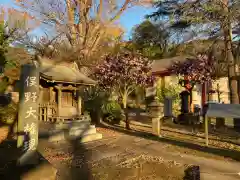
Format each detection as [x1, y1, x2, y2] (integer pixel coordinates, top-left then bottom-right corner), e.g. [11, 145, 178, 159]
[38, 127, 240, 180]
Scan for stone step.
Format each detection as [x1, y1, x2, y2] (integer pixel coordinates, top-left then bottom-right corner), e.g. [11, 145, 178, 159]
[48, 131, 102, 143]
[48, 125, 100, 142]
[55, 120, 91, 129]
[65, 120, 91, 124]
[48, 132, 103, 143]
[48, 132, 65, 142]
[70, 125, 95, 131]
[80, 133, 103, 143]
[69, 126, 97, 137]
[73, 119, 91, 123]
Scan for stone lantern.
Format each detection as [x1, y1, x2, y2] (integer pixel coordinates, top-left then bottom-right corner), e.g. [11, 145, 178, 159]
[148, 98, 164, 137]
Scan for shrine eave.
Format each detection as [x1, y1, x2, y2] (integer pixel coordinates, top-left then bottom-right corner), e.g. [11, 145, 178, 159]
[151, 56, 190, 76]
[152, 70, 172, 77]
[39, 73, 96, 86]
[38, 57, 97, 86]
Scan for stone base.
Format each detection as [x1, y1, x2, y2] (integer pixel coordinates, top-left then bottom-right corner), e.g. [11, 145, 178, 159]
[19, 152, 57, 180]
[81, 133, 103, 143]
[49, 122, 102, 143]
[49, 131, 103, 143]
[152, 117, 161, 136]
[69, 125, 97, 136]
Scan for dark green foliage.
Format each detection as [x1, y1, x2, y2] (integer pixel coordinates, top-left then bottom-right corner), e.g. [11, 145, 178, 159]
[82, 86, 125, 124]
[0, 48, 7, 68]
[81, 86, 109, 124]
[0, 77, 9, 93]
[0, 22, 8, 69]
[101, 101, 124, 124]
[0, 100, 17, 124]
[156, 83, 181, 115]
[147, 0, 183, 20]
[82, 87, 108, 111]
[130, 20, 170, 59]
[148, 0, 239, 40]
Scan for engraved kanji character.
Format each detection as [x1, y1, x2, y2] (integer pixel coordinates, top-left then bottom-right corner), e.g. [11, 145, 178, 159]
[24, 123, 36, 135]
[31, 92, 37, 102]
[23, 141, 29, 151]
[28, 139, 36, 150]
[25, 107, 37, 119]
[25, 92, 38, 103]
[24, 92, 31, 102]
[25, 76, 37, 87]
[23, 139, 36, 151]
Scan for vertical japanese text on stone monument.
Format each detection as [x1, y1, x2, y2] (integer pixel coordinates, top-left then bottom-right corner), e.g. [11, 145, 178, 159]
[18, 64, 39, 155]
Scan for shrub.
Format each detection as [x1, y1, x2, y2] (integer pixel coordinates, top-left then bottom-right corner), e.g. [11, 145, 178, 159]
[0, 102, 17, 124]
[156, 83, 182, 115]
[81, 86, 109, 124]
[0, 99, 18, 139]
[101, 101, 124, 124]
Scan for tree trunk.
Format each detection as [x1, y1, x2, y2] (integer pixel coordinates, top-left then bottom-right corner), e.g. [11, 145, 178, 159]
[122, 92, 130, 129]
[90, 110, 101, 125]
[189, 90, 193, 113]
[226, 36, 239, 104]
[207, 81, 213, 101]
[201, 83, 206, 108]
[222, 0, 239, 104]
[222, 0, 240, 130]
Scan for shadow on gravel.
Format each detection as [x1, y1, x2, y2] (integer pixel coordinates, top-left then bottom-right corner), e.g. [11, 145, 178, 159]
[0, 119, 92, 180]
[98, 122, 240, 162]
[38, 120, 92, 180]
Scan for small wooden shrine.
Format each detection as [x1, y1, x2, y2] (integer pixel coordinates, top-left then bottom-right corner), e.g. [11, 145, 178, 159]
[37, 57, 96, 122]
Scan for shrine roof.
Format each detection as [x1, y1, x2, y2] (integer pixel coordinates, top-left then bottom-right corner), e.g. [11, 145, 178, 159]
[38, 57, 96, 85]
[151, 56, 191, 75]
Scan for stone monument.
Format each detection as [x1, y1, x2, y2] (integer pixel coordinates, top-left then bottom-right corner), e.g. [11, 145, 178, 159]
[17, 64, 39, 165]
[17, 64, 57, 179]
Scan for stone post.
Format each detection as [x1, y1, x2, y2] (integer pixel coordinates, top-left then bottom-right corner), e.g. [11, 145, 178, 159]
[17, 64, 39, 165]
[148, 99, 164, 137]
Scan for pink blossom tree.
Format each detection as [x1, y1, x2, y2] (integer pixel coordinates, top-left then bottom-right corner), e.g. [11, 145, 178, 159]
[94, 52, 154, 129]
[171, 54, 216, 84]
[170, 54, 217, 112]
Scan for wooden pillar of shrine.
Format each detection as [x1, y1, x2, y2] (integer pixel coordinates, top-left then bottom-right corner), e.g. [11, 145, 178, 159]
[49, 86, 54, 102]
[58, 88, 62, 116]
[77, 92, 82, 115]
[76, 87, 82, 116]
[55, 85, 62, 117]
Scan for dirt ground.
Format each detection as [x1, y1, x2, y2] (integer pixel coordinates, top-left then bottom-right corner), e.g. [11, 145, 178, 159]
[37, 122, 240, 180]
[38, 132, 187, 180]
[1, 119, 240, 180]
[90, 154, 186, 180]
[126, 112, 240, 151]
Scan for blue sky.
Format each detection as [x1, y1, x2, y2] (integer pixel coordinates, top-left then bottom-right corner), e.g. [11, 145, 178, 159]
[1, 0, 154, 40]
[119, 6, 154, 39]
